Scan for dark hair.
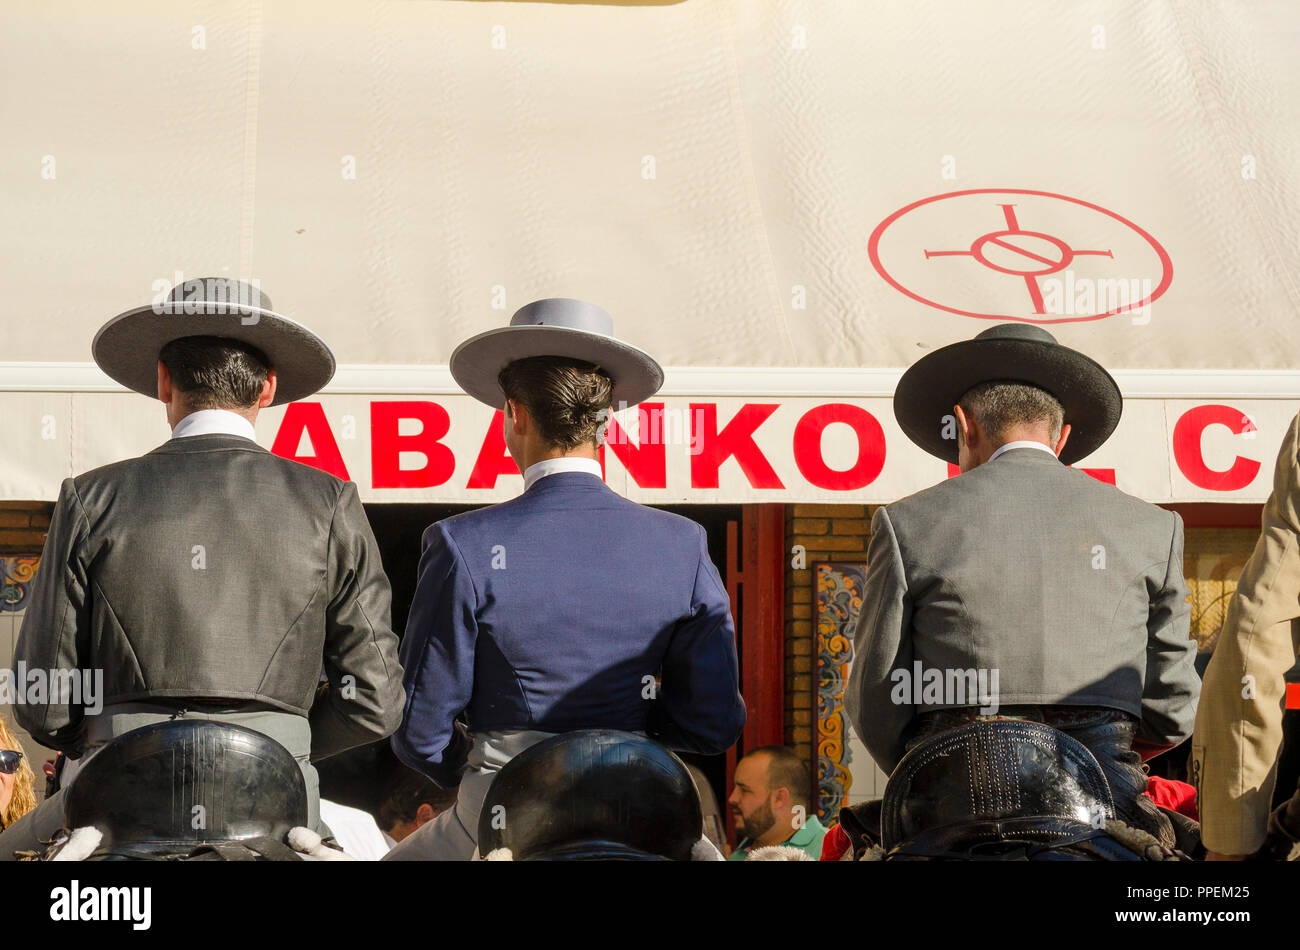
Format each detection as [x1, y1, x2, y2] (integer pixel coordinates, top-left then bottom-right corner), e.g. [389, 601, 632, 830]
[377, 768, 458, 832]
[958, 380, 1063, 444]
[745, 745, 812, 809]
[158, 335, 271, 411]
[498, 356, 613, 450]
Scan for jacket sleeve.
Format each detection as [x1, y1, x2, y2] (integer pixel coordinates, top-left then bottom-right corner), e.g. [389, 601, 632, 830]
[846, 506, 914, 776]
[310, 481, 406, 761]
[646, 524, 746, 754]
[1137, 510, 1200, 750]
[390, 521, 477, 787]
[1193, 413, 1300, 854]
[11, 478, 91, 754]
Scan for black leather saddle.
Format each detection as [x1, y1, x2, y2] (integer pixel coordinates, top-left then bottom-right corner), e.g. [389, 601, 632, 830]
[60, 720, 308, 861]
[477, 729, 703, 861]
[880, 720, 1132, 860]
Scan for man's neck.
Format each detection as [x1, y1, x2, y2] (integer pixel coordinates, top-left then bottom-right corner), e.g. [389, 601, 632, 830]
[521, 445, 599, 471]
[170, 404, 258, 430]
[987, 439, 1058, 464]
[169, 407, 259, 441]
[752, 818, 798, 849]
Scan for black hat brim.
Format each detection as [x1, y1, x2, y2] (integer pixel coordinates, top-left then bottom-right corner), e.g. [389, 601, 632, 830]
[92, 303, 335, 407]
[893, 336, 1122, 466]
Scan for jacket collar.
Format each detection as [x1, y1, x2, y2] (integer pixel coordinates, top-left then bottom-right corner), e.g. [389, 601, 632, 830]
[988, 440, 1058, 464]
[989, 445, 1063, 466]
[147, 433, 270, 456]
[523, 470, 609, 494]
[171, 408, 257, 442]
[522, 456, 603, 491]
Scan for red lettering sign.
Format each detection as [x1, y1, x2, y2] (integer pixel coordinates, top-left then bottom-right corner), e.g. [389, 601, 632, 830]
[270, 403, 350, 480]
[603, 403, 667, 489]
[371, 401, 455, 489]
[690, 404, 784, 489]
[792, 404, 886, 490]
[466, 410, 522, 489]
[1172, 404, 1261, 491]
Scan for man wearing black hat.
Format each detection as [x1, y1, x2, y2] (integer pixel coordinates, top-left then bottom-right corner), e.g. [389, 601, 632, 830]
[0, 278, 405, 858]
[846, 323, 1200, 845]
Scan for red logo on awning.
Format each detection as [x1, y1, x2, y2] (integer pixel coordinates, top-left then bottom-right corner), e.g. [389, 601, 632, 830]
[868, 188, 1173, 324]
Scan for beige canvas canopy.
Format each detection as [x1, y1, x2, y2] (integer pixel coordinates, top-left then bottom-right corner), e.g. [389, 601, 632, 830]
[1, 0, 1297, 503]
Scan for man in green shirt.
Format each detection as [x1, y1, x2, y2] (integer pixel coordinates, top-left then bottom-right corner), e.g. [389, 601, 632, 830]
[726, 746, 826, 860]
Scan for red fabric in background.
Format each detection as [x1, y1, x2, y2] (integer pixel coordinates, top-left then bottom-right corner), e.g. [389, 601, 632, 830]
[819, 821, 851, 861]
[1145, 775, 1198, 820]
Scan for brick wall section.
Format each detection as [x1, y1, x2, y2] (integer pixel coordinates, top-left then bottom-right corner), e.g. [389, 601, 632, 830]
[784, 503, 876, 764]
[0, 502, 52, 553]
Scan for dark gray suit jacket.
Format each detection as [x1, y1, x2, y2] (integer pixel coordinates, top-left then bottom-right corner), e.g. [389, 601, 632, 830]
[13, 433, 405, 761]
[847, 446, 1200, 774]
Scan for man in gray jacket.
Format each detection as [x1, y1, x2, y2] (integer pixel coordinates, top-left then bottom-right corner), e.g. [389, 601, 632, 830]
[847, 323, 1200, 845]
[0, 278, 405, 858]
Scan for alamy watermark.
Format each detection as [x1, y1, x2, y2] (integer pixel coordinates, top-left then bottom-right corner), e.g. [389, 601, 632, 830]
[890, 662, 1000, 715]
[0, 663, 103, 715]
[1039, 270, 1154, 324]
[151, 273, 265, 324]
[597, 402, 705, 455]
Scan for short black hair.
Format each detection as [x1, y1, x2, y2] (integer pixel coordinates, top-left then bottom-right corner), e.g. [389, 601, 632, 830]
[158, 335, 271, 410]
[376, 767, 458, 832]
[745, 745, 812, 809]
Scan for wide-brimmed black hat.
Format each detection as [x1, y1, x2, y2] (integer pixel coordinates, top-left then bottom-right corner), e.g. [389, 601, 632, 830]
[93, 277, 335, 406]
[893, 323, 1121, 466]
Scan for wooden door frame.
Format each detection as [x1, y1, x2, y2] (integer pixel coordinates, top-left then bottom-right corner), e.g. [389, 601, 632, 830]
[722, 503, 786, 842]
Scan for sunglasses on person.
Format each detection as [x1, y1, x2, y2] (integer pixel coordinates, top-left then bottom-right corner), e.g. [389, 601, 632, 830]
[0, 750, 23, 774]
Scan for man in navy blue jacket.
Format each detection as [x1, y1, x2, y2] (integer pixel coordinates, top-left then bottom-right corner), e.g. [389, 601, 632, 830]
[386, 298, 746, 860]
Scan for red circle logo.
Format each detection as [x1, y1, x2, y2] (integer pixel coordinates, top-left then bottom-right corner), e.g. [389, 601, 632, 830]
[868, 188, 1173, 324]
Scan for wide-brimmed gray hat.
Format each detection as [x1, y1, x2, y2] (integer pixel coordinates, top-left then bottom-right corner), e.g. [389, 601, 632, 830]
[449, 298, 664, 409]
[893, 323, 1122, 466]
[92, 277, 335, 407]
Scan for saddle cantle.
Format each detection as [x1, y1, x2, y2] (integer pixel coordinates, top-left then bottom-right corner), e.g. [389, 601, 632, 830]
[881, 720, 1117, 856]
[477, 729, 703, 861]
[60, 720, 308, 860]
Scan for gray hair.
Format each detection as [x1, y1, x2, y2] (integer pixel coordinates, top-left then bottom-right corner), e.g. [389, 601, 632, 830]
[958, 381, 1064, 444]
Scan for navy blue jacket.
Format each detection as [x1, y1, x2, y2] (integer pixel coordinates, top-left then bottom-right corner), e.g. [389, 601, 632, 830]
[392, 472, 746, 787]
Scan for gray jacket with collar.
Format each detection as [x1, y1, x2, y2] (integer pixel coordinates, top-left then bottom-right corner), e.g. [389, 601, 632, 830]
[12, 433, 405, 762]
[846, 446, 1200, 774]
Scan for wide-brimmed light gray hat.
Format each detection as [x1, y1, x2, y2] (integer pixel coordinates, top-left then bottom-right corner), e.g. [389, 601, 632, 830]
[449, 298, 664, 409]
[92, 277, 335, 407]
[893, 323, 1122, 466]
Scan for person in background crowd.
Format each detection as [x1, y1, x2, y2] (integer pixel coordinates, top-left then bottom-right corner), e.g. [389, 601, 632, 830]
[1193, 412, 1300, 860]
[378, 767, 459, 844]
[848, 324, 1200, 848]
[388, 298, 746, 860]
[0, 713, 36, 833]
[727, 746, 826, 860]
[0, 278, 405, 859]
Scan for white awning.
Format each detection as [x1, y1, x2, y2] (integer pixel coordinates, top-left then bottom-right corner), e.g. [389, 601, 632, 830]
[1, 1, 1296, 502]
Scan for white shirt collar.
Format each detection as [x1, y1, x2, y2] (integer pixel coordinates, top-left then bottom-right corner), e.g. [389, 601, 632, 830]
[989, 440, 1058, 464]
[523, 457, 603, 491]
[170, 408, 257, 442]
